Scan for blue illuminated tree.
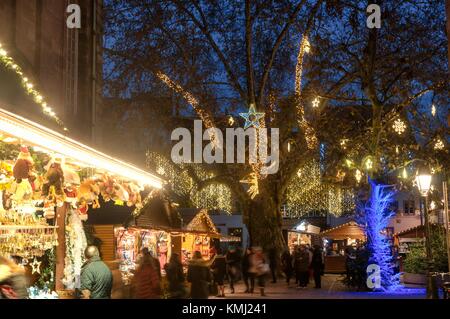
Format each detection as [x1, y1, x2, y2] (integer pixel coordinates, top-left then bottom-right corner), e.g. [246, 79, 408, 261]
[359, 179, 400, 291]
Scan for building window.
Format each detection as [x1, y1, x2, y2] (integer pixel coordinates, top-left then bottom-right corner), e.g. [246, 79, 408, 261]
[403, 200, 415, 215]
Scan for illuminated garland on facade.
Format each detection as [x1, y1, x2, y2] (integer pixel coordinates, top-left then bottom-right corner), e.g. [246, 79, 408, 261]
[285, 159, 355, 217]
[146, 152, 232, 213]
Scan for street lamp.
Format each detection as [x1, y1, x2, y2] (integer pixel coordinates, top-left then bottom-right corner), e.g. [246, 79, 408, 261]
[415, 166, 439, 299]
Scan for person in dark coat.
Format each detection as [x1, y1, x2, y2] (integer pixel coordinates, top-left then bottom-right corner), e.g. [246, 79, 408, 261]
[268, 246, 278, 283]
[311, 245, 324, 288]
[281, 250, 294, 287]
[210, 248, 227, 297]
[187, 251, 211, 299]
[164, 253, 186, 299]
[293, 245, 310, 288]
[80, 246, 113, 299]
[225, 246, 241, 294]
[132, 248, 161, 299]
[241, 247, 254, 293]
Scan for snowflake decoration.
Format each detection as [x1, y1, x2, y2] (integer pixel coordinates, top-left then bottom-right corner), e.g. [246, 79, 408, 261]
[392, 119, 406, 135]
[434, 139, 444, 150]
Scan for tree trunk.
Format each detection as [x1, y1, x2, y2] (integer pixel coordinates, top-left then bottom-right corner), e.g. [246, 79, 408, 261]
[242, 194, 286, 253]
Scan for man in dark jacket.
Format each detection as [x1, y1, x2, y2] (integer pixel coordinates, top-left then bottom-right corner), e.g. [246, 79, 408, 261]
[80, 246, 113, 299]
[294, 245, 310, 288]
[225, 246, 241, 294]
[187, 251, 211, 299]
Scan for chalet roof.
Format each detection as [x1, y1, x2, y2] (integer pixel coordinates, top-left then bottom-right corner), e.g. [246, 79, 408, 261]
[394, 223, 444, 238]
[185, 209, 219, 237]
[320, 221, 365, 240]
[129, 193, 182, 231]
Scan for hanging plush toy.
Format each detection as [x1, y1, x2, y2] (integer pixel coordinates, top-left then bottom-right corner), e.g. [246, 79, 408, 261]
[63, 166, 81, 207]
[77, 179, 101, 221]
[11, 146, 34, 204]
[42, 161, 65, 206]
[124, 182, 142, 207]
[99, 174, 116, 202]
[112, 182, 129, 206]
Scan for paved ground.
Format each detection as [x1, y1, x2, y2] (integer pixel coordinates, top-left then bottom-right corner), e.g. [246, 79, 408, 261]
[210, 275, 426, 299]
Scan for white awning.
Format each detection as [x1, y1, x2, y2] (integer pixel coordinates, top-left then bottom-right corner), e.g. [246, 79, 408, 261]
[0, 107, 163, 188]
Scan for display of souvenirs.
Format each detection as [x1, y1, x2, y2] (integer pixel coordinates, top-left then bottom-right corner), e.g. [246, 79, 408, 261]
[115, 227, 170, 282]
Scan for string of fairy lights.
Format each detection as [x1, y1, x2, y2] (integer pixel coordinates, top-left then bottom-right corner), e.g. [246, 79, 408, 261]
[0, 42, 65, 128]
[146, 151, 233, 213]
[284, 159, 356, 217]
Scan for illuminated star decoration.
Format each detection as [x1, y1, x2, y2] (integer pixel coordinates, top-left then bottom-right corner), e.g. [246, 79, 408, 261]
[31, 257, 41, 275]
[392, 119, 406, 135]
[312, 97, 320, 108]
[239, 104, 265, 130]
[355, 169, 363, 183]
[240, 172, 259, 199]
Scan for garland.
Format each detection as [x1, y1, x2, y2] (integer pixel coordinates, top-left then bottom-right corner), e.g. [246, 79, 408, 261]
[62, 207, 87, 289]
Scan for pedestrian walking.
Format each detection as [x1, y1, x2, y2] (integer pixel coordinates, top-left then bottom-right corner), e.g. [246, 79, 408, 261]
[311, 245, 324, 289]
[187, 251, 211, 299]
[80, 246, 113, 299]
[0, 256, 28, 299]
[210, 248, 227, 297]
[249, 247, 269, 297]
[241, 247, 255, 293]
[164, 253, 186, 299]
[268, 246, 278, 283]
[225, 246, 241, 294]
[132, 248, 161, 299]
[294, 245, 310, 288]
[281, 250, 293, 287]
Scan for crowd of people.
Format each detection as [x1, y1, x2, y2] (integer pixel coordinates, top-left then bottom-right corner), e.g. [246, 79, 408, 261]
[0, 243, 326, 299]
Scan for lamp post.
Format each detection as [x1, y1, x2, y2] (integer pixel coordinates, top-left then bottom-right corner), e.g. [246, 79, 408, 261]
[415, 166, 439, 299]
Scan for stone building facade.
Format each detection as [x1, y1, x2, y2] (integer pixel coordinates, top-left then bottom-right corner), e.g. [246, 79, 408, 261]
[0, 0, 103, 145]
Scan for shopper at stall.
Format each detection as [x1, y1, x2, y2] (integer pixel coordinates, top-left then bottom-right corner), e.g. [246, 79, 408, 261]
[210, 248, 227, 297]
[187, 251, 211, 299]
[249, 247, 269, 297]
[80, 246, 113, 299]
[164, 253, 186, 299]
[242, 247, 254, 293]
[132, 248, 161, 299]
[225, 246, 241, 294]
[0, 257, 28, 299]
[294, 245, 310, 288]
[281, 250, 294, 287]
[311, 245, 324, 289]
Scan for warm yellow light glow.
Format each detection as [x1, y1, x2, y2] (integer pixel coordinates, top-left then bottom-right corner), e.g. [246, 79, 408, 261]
[0, 108, 163, 188]
[312, 97, 320, 108]
[431, 104, 436, 117]
[392, 119, 406, 135]
[355, 169, 363, 183]
[434, 139, 444, 150]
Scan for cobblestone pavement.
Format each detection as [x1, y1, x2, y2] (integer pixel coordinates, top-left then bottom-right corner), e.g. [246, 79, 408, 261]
[210, 275, 426, 299]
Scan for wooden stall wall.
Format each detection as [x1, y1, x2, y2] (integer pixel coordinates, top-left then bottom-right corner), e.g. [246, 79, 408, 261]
[93, 225, 115, 261]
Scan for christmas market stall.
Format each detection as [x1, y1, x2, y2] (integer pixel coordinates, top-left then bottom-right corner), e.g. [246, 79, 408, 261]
[0, 107, 163, 298]
[320, 221, 365, 273]
[178, 209, 220, 266]
[285, 221, 321, 253]
[114, 192, 182, 283]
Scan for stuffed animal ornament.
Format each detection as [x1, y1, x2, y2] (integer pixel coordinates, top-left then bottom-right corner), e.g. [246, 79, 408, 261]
[11, 146, 34, 204]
